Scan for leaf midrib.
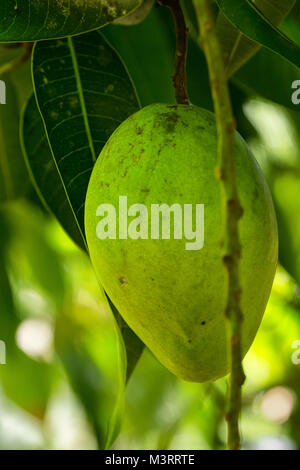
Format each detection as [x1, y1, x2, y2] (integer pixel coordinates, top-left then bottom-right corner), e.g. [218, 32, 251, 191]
[67, 39, 97, 164]
[31, 42, 87, 249]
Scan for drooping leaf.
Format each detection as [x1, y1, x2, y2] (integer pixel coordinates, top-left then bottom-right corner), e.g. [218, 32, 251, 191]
[21, 95, 86, 251]
[216, 0, 300, 72]
[114, 0, 154, 25]
[105, 6, 175, 106]
[233, 46, 299, 109]
[0, 75, 30, 205]
[7, 202, 67, 303]
[31, 30, 140, 236]
[181, 0, 199, 41]
[24, 31, 145, 436]
[0, 0, 142, 42]
[0, 209, 55, 418]
[281, 4, 300, 46]
[6, 49, 34, 106]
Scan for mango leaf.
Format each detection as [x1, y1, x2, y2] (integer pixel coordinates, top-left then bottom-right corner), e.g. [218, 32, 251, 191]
[0, 210, 54, 418]
[31, 30, 140, 236]
[114, 0, 154, 25]
[7, 202, 67, 303]
[105, 4, 213, 110]
[0, 0, 142, 42]
[24, 31, 144, 440]
[0, 75, 30, 205]
[216, 0, 300, 72]
[268, 167, 300, 286]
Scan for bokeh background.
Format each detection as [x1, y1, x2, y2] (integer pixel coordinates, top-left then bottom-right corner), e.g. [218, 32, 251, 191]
[0, 1, 300, 450]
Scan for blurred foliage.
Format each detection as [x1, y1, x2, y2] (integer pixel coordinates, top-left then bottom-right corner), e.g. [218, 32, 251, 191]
[0, 0, 300, 451]
[1, 145, 300, 448]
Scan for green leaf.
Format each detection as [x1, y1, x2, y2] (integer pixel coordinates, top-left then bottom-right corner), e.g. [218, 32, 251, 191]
[0, 75, 30, 205]
[105, 4, 213, 110]
[270, 170, 300, 286]
[55, 309, 115, 449]
[108, 298, 144, 382]
[21, 94, 87, 251]
[0, 0, 142, 42]
[216, 0, 300, 72]
[24, 31, 145, 437]
[104, 311, 127, 449]
[114, 0, 154, 25]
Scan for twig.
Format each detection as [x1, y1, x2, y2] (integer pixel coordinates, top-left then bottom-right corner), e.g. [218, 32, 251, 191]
[0, 43, 33, 77]
[157, 0, 190, 104]
[192, 0, 245, 450]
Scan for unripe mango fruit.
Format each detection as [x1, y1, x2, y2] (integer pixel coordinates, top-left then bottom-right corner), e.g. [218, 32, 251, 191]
[85, 104, 278, 382]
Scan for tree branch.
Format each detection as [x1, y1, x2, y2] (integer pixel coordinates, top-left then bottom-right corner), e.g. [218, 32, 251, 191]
[192, 0, 245, 450]
[157, 0, 190, 104]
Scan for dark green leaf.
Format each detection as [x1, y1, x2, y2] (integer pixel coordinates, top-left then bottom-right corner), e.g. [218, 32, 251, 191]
[216, 0, 300, 70]
[105, 5, 213, 110]
[0, 0, 142, 42]
[269, 169, 300, 286]
[31, 30, 140, 239]
[104, 6, 175, 106]
[7, 202, 67, 303]
[21, 95, 86, 251]
[24, 31, 145, 438]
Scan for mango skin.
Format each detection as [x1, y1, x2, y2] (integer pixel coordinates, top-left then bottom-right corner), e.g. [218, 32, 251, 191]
[85, 104, 278, 382]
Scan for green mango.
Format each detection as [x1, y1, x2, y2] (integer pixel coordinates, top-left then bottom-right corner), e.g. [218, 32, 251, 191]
[85, 104, 278, 382]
